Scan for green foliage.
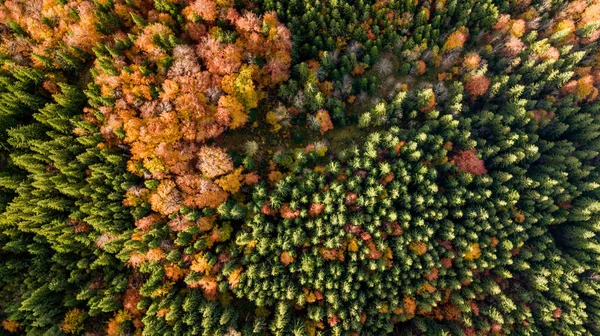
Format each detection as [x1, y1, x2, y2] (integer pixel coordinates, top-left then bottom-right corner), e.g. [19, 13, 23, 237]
[0, 72, 136, 334]
[1, 0, 600, 335]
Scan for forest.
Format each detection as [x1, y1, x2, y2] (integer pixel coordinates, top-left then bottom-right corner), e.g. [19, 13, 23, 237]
[1, 0, 600, 335]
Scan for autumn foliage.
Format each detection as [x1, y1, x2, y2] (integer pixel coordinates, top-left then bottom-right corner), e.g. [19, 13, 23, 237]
[91, 7, 292, 187]
[465, 75, 491, 98]
[443, 27, 469, 52]
[2, 0, 600, 335]
[452, 149, 488, 175]
[0, 0, 148, 68]
[315, 109, 334, 134]
[84, 1, 293, 307]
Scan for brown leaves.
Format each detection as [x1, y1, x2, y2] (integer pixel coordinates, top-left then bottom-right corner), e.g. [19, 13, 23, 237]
[464, 243, 481, 261]
[351, 64, 366, 75]
[167, 216, 193, 232]
[319, 247, 345, 261]
[176, 175, 229, 209]
[465, 75, 491, 98]
[416, 60, 427, 75]
[106, 310, 133, 336]
[127, 252, 146, 268]
[557, 201, 573, 209]
[145, 248, 166, 262]
[196, 216, 215, 232]
[197, 146, 234, 179]
[409, 241, 428, 256]
[394, 141, 405, 154]
[531, 109, 556, 124]
[164, 263, 186, 281]
[244, 172, 260, 185]
[419, 89, 436, 112]
[444, 305, 461, 321]
[441, 258, 453, 269]
[327, 315, 341, 327]
[150, 180, 182, 215]
[553, 308, 562, 319]
[184, 0, 218, 22]
[403, 297, 417, 318]
[345, 192, 358, 205]
[315, 109, 334, 135]
[561, 75, 598, 102]
[280, 251, 295, 266]
[502, 36, 525, 58]
[261, 201, 277, 216]
[366, 241, 382, 260]
[343, 223, 362, 235]
[308, 203, 324, 217]
[360, 231, 372, 241]
[381, 172, 395, 185]
[303, 288, 324, 303]
[136, 214, 163, 231]
[419, 283, 437, 294]
[199, 36, 243, 75]
[387, 222, 404, 236]
[135, 23, 175, 60]
[189, 275, 219, 300]
[514, 211, 526, 223]
[122, 286, 142, 315]
[425, 267, 439, 281]
[443, 27, 469, 52]
[268, 170, 284, 184]
[280, 203, 300, 219]
[452, 149, 487, 175]
[470, 301, 480, 316]
[463, 53, 481, 71]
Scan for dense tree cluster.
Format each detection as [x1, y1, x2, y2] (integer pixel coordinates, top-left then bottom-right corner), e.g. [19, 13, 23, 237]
[1, 0, 600, 335]
[270, 0, 500, 127]
[0, 59, 137, 334]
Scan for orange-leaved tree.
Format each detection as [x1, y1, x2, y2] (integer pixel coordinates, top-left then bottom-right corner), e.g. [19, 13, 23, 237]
[86, 2, 292, 304]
